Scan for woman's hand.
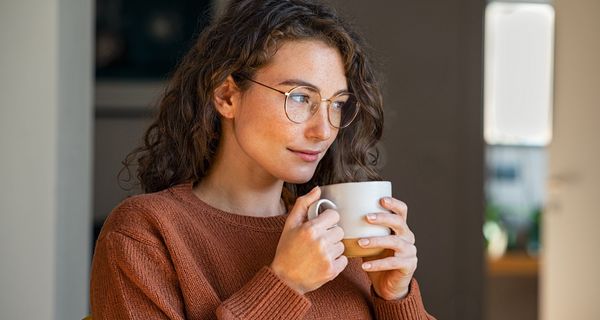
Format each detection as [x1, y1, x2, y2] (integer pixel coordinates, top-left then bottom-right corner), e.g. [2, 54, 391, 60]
[359, 197, 418, 300]
[270, 187, 348, 295]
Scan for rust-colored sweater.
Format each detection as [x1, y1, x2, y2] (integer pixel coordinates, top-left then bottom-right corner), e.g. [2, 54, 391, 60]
[91, 183, 434, 319]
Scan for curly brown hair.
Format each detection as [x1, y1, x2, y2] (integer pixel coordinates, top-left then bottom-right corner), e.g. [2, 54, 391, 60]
[121, 0, 384, 204]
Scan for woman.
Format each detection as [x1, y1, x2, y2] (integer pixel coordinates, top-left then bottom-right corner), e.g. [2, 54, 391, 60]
[90, 0, 435, 319]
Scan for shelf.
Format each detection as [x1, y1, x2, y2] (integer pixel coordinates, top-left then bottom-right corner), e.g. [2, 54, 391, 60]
[487, 252, 539, 277]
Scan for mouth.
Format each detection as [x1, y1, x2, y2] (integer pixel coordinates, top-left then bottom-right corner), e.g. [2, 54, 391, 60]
[288, 148, 322, 162]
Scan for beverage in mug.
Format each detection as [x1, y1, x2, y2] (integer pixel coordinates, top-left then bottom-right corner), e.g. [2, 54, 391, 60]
[308, 181, 392, 258]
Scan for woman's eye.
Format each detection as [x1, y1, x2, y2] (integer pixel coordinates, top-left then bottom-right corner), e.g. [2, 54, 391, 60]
[290, 94, 310, 104]
[331, 100, 346, 110]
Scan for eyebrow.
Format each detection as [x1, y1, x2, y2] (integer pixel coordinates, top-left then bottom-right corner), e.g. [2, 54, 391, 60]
[277, 79, 349, 96]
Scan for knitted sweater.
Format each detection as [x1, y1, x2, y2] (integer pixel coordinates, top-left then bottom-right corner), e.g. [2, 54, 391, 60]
[90, 183, 434, 319]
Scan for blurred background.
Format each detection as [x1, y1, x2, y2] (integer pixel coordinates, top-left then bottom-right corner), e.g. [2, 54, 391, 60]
[1, 0, 599, 319]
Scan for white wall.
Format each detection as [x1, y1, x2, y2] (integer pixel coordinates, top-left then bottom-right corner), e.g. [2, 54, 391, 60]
[542, 0, 600, 318]
[0, 0, 93, 319]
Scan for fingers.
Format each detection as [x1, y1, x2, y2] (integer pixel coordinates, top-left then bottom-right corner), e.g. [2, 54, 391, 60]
[286, 186, 321, 228]
[358, 235, 417, 256]
[309, 208, 341, 231]
[311, 217, 344, 257]
[331, 255, 349, 278]
[367, 197, 414, 242]
[323, 225, 344, 243]
[362, 255, 418, 274]
[380, 197, 408, 220]
[331, 241, 345, 259]
[366, 212, 415, 243]
[358, 232, 418, 274]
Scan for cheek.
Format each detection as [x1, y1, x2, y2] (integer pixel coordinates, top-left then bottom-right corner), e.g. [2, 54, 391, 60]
[234, 98, 291, 152]
[237, 94, 284, 127]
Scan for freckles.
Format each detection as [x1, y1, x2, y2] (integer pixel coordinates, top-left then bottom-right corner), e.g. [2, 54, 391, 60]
[251, 111, 295, 145]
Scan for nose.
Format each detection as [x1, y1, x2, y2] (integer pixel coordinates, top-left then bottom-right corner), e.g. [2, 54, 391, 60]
[305, 102, 334, 141]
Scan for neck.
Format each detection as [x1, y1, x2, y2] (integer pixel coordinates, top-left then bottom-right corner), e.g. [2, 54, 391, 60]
[192, 131, 286, 218]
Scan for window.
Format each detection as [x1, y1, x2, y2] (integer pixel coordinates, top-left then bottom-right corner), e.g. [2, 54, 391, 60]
[484, 2, 555, 146]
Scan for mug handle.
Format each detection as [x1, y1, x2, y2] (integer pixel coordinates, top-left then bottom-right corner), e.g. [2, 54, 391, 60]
[307, 199, 337, 220]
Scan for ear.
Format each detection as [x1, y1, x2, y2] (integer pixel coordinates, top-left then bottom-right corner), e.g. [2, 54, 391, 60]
[213, 75, 241, 119]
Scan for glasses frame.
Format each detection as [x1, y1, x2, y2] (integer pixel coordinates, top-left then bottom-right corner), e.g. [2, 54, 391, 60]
[240, 76, 359, 129]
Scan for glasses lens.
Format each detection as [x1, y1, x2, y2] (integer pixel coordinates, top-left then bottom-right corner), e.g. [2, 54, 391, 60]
[285, 87, 320, 123]
[328, 93, 358, 128]
[285, 87, 359, 128]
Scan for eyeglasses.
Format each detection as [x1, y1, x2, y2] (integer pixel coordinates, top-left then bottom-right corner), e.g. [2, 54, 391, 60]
[241, 76, 360, 129]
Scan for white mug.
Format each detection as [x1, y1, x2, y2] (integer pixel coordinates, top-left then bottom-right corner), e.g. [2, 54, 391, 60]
[308, 181, 392, 258]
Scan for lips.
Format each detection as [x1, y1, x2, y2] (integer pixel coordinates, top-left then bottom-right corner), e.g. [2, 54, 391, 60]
[288, 148, 322, 162]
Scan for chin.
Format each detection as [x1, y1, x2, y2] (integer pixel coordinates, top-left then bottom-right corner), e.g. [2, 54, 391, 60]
[284, 176, 313, 184]
[279, 167, 317, 184]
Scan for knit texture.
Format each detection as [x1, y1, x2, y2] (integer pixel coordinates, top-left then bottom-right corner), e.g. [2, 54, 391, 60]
[90, 183, 435, 319]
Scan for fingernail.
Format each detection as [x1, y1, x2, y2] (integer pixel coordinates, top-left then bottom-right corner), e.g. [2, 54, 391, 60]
[362, 263, 372, 270]
[311, 186, 320, 193]
[367, 213, 377, 221]
[358, 239, 370, 247]
[383, 197, 391, 205]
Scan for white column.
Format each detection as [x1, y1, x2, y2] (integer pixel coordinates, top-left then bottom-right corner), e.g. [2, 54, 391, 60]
[542, 0, 600, 319]
[0, 0, 93, 319]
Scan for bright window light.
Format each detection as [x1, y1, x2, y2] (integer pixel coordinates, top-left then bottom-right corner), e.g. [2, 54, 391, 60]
[484, 2, 555, 146]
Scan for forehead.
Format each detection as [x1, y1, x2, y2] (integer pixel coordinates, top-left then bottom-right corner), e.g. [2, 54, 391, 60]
[256, 39, 348, 94]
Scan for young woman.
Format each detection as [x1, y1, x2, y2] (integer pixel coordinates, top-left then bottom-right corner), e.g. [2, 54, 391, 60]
[90, 0, 435, 319]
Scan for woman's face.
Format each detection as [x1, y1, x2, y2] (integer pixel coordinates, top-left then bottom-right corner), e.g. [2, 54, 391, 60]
[232, 40, 347, 184]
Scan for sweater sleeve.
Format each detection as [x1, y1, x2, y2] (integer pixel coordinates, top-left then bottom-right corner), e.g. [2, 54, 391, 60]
[90, 231, 186, 320]
[372, 278, 436, 320]
[91, 229, 311, 320]
[216, 266, 311, 319]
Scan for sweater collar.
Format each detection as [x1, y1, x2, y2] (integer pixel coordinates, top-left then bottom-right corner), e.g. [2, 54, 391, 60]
[169, 182, 288, 232]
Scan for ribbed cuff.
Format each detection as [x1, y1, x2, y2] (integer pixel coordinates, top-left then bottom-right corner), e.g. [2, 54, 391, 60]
[217, 266, 311, 319]
[372, 278, 433, 320]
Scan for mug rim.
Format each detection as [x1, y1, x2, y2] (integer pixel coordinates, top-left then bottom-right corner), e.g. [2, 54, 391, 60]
[319, 180, 391, 189]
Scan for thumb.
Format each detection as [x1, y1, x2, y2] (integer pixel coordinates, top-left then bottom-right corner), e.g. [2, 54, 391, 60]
[285, 186, 321, 228]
